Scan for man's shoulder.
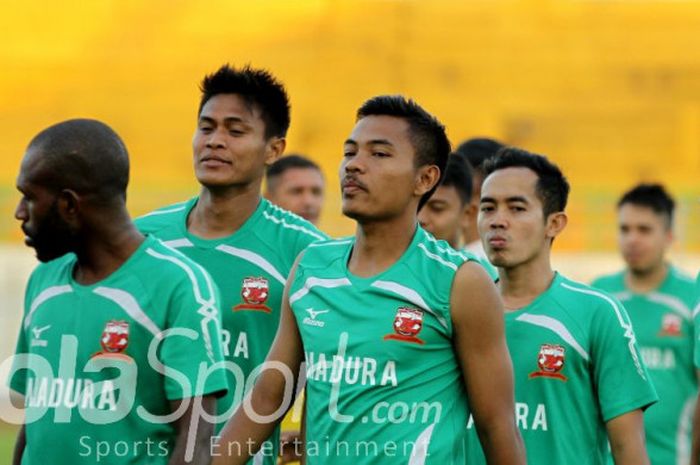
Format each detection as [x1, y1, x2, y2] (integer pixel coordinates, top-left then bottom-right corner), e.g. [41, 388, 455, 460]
[134, 199, 191, 234]
[258, 200, 328, 245]
[590, 270, 624, 292]
[550, 274, 627, 320]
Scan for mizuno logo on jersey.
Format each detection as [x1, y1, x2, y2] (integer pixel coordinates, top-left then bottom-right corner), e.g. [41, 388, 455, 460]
[30, 325, 51, 347]
[303, 308, 329, 327]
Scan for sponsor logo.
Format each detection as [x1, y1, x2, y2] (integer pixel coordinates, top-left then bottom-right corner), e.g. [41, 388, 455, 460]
[234, 277, 271, 313]
[93, 320, 132, 361]
[30, 325, 51, 347]
[383, 307, 424, 345]
[658, 313, 682, 337]
[529, 344, 567, 381]
[303, 308, 329, 328]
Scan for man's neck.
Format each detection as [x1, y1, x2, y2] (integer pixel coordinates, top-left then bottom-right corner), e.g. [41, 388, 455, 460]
[348, 213, 417, 278]
[74, 210, 144, 285]
[188, 182, 261, 239]
[498, 252, 555, 312]
[625, 262, 669, 293]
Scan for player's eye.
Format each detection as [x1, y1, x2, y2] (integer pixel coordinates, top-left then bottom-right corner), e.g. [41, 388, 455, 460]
[373, 152, 390, 158]
[343, 151, 356, 157]
[480, 205, 494, 212]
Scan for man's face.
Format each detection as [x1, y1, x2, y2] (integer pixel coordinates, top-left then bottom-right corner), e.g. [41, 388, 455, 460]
[478, 167, 559, 269]
[418, 185, 467, 248]
[617, 203, 671, 274]
[267, 168, 324, 224]
[340, 115, 425, 222]
[15, 150, 76, 262]
[193, 93, 281, 189]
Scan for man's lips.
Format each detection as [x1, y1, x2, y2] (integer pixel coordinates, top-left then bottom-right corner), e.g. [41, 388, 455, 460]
[200, 155, 232, 166]
[341, 179, 368, 194]
[487, 236, 507, 248]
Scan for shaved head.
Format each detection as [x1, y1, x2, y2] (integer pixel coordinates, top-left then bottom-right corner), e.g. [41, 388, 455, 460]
[26, 118, 130, 202]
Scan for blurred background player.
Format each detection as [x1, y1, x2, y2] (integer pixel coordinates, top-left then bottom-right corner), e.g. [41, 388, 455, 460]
[136, 65, 327, 465]
[11, 119, 228, 465]
[265, 154, 325, 225]
[469, 147, 658, 465]
[418, 154, 497, 278]
[418, 154, 472, 249]
[592, 184, 697, 465]
[214, 95, 525, 465]
[454, 137, 504, 260]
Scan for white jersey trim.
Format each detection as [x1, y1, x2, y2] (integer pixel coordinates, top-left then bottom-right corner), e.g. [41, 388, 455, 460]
[516, 313, 590, 361]
[146, 248, 219, 364]
[417, 243, 458, 271]
[25, 285, 73, 329]
[261, 211, 326, 241]
[93, 287, 163, 338]
[162, 238, 195, 249]
[289, 277, 352, 305]
[371, 280, 448, 330]
[137, 204, 187, 219]
[560, 282, 646, 380]
[215, 244, 286, 285]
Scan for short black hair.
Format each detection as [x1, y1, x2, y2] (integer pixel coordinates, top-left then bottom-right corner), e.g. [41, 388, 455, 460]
[267, 154, 321, 180]
[356, 95, 451, 210]
[199, 64, 290, 139]
[618, 183, 675, 227]
[455, 137, 504, 174]
[483, 147, 570, 218]
[440, 154, 473, 205]
[27, 118, 130, 202]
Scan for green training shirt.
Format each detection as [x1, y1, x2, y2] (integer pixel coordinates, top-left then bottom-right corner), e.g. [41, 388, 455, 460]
[289, 226, 480, 465]
[466, 272, 658, 465]
[9, 235, 229, 465]
[136, 197, 326, 464]
[592, 267, 697, 465]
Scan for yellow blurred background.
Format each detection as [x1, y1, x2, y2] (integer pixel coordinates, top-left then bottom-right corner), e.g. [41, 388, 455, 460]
[1, 0, 700, 251]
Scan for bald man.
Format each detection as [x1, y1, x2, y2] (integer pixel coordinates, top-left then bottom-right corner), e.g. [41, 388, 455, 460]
[10, 119, 228, 465]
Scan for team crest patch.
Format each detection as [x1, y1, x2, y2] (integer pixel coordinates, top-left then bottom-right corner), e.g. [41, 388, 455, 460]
[659, 313, 682, 337]
[383, 307, 424, 345]
[233, 277, 271, 313]
[92, 320, 132, 361]
[529, 344, 567, 381]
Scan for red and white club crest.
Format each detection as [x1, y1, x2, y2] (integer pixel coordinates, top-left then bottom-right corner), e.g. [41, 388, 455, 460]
[100, 320, 130, 354]
[529, 344, 567, 381]
[659, 313, 682, 337]
[234, 277, 272, 313]
[383, 307, 425, 345]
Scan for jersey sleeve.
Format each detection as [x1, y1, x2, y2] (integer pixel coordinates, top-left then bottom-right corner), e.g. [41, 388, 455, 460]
[590, 294, 658, 422]
[160, 264, 229, 400]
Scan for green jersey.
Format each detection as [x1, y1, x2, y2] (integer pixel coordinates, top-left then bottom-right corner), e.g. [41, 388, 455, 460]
[9, 236, 229, 465]
[289, 226, 478, 465]
[136, 197, 326, 463]
[466, 273, 658, 465]
[592, 267, 697, 465]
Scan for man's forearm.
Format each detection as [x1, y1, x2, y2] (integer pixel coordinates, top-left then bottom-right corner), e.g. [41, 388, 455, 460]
[477, 420, 526, 465]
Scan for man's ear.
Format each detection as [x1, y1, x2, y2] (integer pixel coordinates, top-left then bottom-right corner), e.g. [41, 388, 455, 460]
[414, 164, 441, 198]
[546, 211, 568, 240]
[57, 189, 80, 225]
[264, 137, 286, 166]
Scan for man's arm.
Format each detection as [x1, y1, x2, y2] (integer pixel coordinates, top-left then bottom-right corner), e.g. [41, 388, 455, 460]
[168, 396, 217, 465]
[451, 261, 525, 465]
[607, 410, 649, 465]
[213, 257, 305, 465]
[12, 424, 25, 465]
